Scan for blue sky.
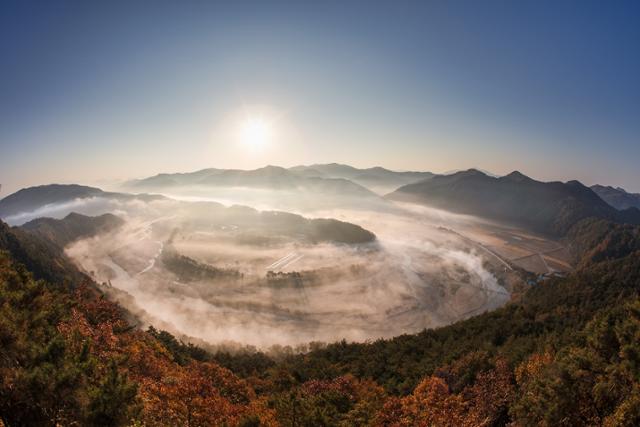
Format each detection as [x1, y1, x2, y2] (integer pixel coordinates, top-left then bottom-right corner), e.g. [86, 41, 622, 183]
[1, 0, 639, 194]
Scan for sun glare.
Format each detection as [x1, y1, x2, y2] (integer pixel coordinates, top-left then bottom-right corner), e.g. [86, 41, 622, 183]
[240, 117, 271, 149]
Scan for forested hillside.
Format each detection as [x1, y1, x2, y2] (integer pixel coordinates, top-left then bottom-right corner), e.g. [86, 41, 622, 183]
[21, 212, 124, 248]
[1, 215, 640, 426]
[388, 170, 640, 236]
[0, 223, 278, 426]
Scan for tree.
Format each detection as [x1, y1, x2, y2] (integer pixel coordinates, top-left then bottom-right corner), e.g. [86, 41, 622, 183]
[86, 361, 139, 426]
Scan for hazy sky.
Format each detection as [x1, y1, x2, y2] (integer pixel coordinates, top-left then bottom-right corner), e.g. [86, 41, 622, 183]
[1, 0, 639, 195]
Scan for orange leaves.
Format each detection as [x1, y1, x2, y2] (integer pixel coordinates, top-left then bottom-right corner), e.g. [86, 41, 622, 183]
[138, 361, 275, 426]
[375, 376, 465, 427]
[116, 332, 276, 425]
[57, 307, 120, 363]
[73, 285, 129, 329]
[49, 279, 277, 425]
[375, 358, 515, 427]
[140, 369, 231, 426]
[463, 358, 515, 426]
[514, 351, 554, 387]
[401, 376, 466, 427]
[375, 376, 466, 426]
[376, 396, 405, 427]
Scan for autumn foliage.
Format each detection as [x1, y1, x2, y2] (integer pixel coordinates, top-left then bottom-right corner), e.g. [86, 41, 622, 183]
[0, 251, 275, 426]
[3, 216, 640, 425]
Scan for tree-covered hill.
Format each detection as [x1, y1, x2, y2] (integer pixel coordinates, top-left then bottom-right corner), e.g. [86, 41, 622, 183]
[0, 184, 163, 221]
[21, 212, 124, 248]
[0, 219, 84, 285]
[0, 221, 278, 426]
[388, 169, 640, 236]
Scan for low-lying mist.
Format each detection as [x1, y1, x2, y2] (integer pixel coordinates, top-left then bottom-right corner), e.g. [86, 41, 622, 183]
[52, 189, 510, 350]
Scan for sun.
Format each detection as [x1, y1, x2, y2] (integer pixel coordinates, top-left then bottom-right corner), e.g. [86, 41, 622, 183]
[240, 117, 271, 149]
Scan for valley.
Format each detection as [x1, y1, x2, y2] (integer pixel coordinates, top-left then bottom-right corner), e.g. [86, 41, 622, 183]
[0, 166, 596, 351]
[64, 198, 512, 349]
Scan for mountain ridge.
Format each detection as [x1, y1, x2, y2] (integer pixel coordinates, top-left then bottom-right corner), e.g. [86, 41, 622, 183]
[591, 184, 640, 210]
[388, 169, 639, 236]
[289, 163, 434, 192]
[123, 165, 380, 198]
[0, 184, 164, 221]
[21, 212, 125, 248]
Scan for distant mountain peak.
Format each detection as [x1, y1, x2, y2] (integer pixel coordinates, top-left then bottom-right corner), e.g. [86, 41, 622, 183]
[591, 184, 640, 211]
[566, 179, 587, 187]
[593, 184, 629, 194]
[368, 166, 390, 172]
[252, 165, 290, 175]
[443, 168, 500, 178]
[449, 168, 489, 178]
[504, 170, 530, 181]
[466, 168, 486, 174]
